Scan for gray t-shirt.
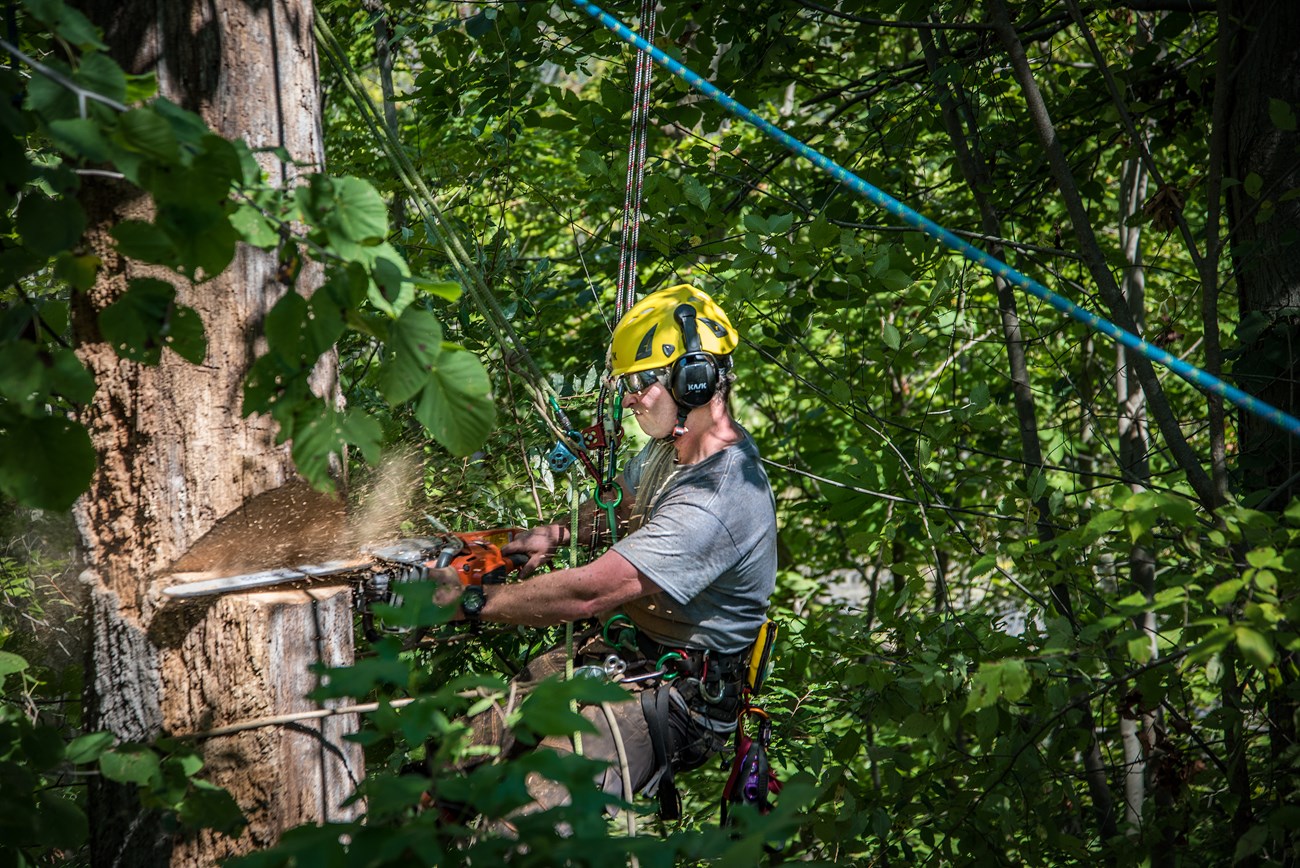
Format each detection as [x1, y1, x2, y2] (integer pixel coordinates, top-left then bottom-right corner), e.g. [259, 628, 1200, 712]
[611, 429, 777, 655]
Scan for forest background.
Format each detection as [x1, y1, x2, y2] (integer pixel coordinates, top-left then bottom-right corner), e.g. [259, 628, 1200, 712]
[1, 0, 1298, 865]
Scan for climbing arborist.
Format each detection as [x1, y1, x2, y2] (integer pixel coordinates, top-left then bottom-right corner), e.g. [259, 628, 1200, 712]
[434, 283, 778, 821]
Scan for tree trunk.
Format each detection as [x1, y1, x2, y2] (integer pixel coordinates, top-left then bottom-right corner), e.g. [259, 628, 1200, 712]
[1224, 5, 1300, 860]
[72, 2, 362, 864]
[1225, 0, 1300, 503]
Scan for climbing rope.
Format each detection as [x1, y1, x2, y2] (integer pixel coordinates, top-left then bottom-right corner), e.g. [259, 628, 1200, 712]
[569, 0, 1300, 441]
[614, 0, 657, 318]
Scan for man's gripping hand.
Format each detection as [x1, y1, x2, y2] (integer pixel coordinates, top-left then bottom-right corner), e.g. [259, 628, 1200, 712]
[501, 524, 567, 578]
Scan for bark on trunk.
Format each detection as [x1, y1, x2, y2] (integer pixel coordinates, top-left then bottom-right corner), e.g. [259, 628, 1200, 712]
[72, 2, 362, 864]
[1225, 0, 1300, 502]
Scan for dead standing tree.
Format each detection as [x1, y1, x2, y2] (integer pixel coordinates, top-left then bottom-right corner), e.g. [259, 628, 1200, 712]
[72, 1, 362, 863]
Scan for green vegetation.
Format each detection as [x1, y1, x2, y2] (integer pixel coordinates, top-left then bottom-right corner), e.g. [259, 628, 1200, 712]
[3, 0, 1299, 864]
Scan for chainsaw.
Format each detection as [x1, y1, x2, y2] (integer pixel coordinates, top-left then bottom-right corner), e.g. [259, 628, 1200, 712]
[162, 528, 527, 633]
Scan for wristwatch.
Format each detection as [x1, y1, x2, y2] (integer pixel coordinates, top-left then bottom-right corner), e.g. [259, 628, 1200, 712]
[460, 586, 487, 621]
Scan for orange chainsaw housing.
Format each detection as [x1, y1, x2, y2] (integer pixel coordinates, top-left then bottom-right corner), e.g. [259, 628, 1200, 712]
[438, 528, 526, 588]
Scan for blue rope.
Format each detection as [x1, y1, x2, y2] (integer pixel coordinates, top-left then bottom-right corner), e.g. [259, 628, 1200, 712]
[568, 0, 1300, 440]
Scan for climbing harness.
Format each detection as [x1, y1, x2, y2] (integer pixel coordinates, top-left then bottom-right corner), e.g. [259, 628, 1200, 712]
[568, 0, 1300, 442]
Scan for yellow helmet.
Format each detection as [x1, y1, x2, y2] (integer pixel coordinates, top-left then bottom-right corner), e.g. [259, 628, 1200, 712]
[609, 284, 738, 376]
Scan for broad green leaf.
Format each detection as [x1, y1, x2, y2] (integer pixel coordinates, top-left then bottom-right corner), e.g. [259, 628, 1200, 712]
[24, 0, 106, 49]
[152, 98, 210, 148]
[381, 307, 443, 405]
[0, 414, 95, 510]
[174, 780, 245, 836]
[118, 107, 180, 162]
[415, 348, 496, 457]
[76, 51, 128, 107]
[66, 731, 116, 764]
[1244, 172, 1263, 199]
[16, 193, 86, 258]
[1268, 98, 1297, 132]
[682, 174, 711, 210]
[46, 346, 96, 402]
[341, 410, 382, 463]
[230, 202, 280, 249]
[98, 277, 176, 364]
[112, 220, 179, 267]
[412, 278, 462, 302]
[0, 340, 43, 409]
[100, 745, 161, 787]
[1207, 579, 1243, 606]
[32, 791, 87, 849]
[296, 174, 388, 247]
[158, 204, 239, 281]
[165, 304, 208, 364]
[1234, 627, 1275, 668]
[0, 649, 29, 679]
[54, 252, 100, 292]
[369, 253, 414, 317]
[264, 291, 308, 359]
[882, 322, 901, 350]
[48, 117, 112, 162]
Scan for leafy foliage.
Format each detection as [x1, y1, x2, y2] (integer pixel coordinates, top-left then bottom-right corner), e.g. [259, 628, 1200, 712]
[5, 0, 1300, 865]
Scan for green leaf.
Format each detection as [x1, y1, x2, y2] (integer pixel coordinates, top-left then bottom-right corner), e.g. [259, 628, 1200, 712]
[24, 0, 107, 49]
[165, 304, 208, 364]
[381, 307, 443, 405]
[76, 51, 128, 106]
[297, 174, 388, 247]
[1234, 823, 1269, 863]
[0, 414, 95, 510]
[882, 322, 901, 350]
[0, 650, 28, 691]
[1235, 627, 1275, 668]
[369, 253, 414, 317]
[158, 204, 239, 281]
[65, 731, 116, 764]
[33, 791, 88, 849]
[341, 410, 382, 464]
[414, 348, 496, 457]
[0, 340, 43, 409]
[230, 203, 280, 249]
[47, 346, 96, 402]
[1208, 579, 1243, 606]
[54, 251, 100, 292]
[682, 174, 712, 210]
[48, 117, 112, 162]
[16, 193, 86, 258]
[111, 220, 179, 267]
[100, 745, 162, 787]
[968, 659, 1030, 710]
[98, 277, 176, 364]
[413, 278, 462, 302]
[1244, 172, 1263, 199]
[1268, 98, 1297, 132]
[118, 107, 180, 162]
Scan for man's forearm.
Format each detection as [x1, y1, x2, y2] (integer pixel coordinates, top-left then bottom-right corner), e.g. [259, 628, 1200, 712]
[478, 549, 652, 627]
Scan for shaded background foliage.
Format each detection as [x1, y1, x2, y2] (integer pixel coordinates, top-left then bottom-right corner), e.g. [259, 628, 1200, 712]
[3, 0, 1299, 865]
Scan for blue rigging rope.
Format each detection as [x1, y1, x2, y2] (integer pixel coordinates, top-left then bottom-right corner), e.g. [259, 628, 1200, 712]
[568, 0, 1300, 440]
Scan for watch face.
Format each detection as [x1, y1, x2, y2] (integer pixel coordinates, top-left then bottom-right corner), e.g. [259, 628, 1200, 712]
[461, 586, 486, 617]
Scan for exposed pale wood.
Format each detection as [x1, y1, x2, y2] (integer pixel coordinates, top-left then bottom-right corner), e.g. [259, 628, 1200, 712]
[72, 1, 362, 864]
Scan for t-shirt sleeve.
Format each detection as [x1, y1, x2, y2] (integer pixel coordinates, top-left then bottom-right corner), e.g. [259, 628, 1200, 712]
[612, 498, 741, 605]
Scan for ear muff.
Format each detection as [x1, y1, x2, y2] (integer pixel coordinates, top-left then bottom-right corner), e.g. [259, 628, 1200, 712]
[670, 303, 718, 409]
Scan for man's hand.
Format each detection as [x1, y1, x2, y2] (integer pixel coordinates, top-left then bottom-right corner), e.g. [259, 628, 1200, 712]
[501, 524, 566, 578]
[428, 565, 466, 619]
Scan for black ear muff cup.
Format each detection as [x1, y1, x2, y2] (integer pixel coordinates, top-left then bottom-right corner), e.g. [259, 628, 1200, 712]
[671, 303, 718, 408]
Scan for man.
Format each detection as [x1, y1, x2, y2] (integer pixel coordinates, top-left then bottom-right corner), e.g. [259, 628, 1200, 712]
[443, 283, 777, 820]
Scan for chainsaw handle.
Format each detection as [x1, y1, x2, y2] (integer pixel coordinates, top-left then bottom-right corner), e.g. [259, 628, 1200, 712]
[507, 552, 528, 569]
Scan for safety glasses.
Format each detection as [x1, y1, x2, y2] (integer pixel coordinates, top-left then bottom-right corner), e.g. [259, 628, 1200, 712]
[618, 367, 671, 394]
